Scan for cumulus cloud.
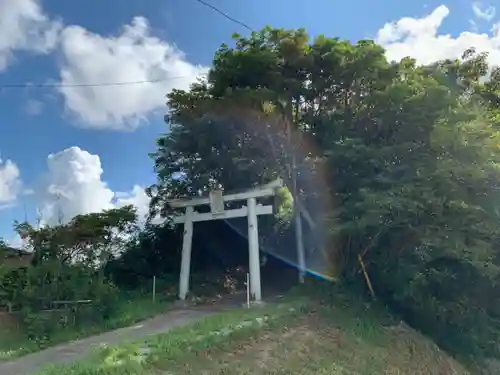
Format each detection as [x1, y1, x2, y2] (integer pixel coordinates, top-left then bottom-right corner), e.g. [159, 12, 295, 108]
[0, 157, 21, 209]
[472, 2, 496, 22]
[57, 17, 208, 130]
[115, 185, 153, 224]
[36, 147, 153, 226]
[38, 147, 114, 224]
[0, 0, 61, 71]
[0, 1, 206, 129]
[376, 5, 500, 66]
[6, 233, 24, 249]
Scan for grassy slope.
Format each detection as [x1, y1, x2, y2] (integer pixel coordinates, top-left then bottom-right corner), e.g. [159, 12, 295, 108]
[36, 289, 472, 375]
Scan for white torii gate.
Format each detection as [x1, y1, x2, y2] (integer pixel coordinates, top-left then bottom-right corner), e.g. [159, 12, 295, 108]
[167, 179, 284, 303]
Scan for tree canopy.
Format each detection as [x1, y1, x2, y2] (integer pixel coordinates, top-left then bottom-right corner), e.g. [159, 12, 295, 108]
[148, 26, 500, 360]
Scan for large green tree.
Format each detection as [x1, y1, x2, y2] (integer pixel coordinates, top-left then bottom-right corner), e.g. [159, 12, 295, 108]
[150, 26, 500, 360]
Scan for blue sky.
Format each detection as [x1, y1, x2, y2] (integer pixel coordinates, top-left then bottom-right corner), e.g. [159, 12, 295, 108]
[0, 0, 499, 244]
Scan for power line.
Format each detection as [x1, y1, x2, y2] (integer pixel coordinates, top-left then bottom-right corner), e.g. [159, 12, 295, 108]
[0, 0, 252, 89]
[0, 74, 207, 89]
[192, 0, 254, 32]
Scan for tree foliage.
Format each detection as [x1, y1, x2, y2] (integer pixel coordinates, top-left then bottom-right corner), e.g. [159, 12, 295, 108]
[15, 205, 138, 267]
[1, 206, 138, 315]
[149, 26, 500, 360]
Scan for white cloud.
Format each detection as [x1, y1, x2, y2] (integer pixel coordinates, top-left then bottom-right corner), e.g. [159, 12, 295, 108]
[472, 2, 496, 22]
[115, 185, 152, 224]
[376, 5, 500, 66]
[0, 157, 21, 209]
[0, 0, 61, 71]
[6, 233, 24, 249]
[38, 147, 114, 224]
[25, 99, 43, 115]
[0, 2, 206, 130]
[23, 188, 35, 196]
[469, 19, 479, 33]
[57, 17, 208, 130]
[37, 147, 153, 226]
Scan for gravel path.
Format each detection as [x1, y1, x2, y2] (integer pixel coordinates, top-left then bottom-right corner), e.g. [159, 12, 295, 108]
[0, 306, 222, 375]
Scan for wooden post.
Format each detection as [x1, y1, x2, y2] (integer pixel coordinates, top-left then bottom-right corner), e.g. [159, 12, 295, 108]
[247, 197, 262, 302]
[152, 275, 156, 303]
[292, 163, 306, 283]
[179, 206, 194, 300]
[246, 272, 250, 308]
[295, 210, 306, 283]
[287, 108, 306, 284]
[358, 254, 376, 300]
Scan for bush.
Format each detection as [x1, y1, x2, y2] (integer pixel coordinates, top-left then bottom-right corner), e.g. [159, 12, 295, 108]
[332, 110, 500, 360]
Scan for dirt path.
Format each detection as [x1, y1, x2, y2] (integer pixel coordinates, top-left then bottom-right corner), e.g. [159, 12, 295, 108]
[0, 306, 224, 375]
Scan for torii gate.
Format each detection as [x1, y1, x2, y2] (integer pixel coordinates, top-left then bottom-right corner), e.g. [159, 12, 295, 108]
[167, 179, 284, 303]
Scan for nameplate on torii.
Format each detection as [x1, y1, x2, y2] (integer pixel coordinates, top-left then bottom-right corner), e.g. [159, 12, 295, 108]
[209, 189, 224, 214]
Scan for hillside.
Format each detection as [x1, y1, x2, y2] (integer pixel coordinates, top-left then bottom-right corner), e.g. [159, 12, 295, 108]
[35, 288, 476, 375]
[165, 308, 469, 375]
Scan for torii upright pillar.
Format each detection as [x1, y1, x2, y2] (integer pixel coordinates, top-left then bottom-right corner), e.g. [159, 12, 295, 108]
[247, 197, 262, 302]
[178, 206, 194, 301]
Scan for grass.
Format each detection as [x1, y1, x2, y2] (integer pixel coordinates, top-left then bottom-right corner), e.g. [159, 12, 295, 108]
[36, 298, 308, 375]
[0, 291, 174, 361]
[34, 286, 473, 375]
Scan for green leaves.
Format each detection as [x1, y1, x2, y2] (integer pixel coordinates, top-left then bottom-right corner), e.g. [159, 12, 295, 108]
[14, 205, 138, 267]
[146, 24, 500, 358]
[1, 207, 138, 321]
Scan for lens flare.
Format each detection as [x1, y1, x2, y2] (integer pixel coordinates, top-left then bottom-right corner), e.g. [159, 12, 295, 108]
[209, 105, 340, 282]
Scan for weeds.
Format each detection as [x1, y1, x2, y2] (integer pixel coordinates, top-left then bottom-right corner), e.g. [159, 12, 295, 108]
[0, 291, 174, 361]
[34, 289, 471, 375]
